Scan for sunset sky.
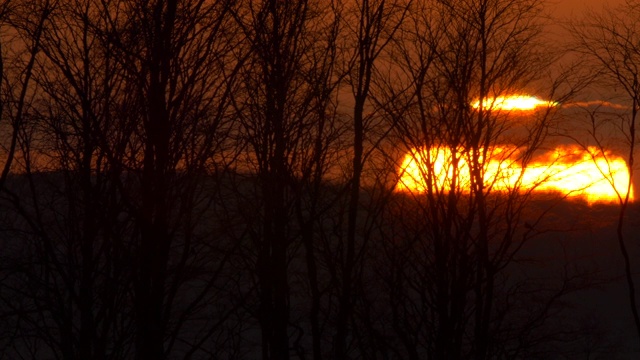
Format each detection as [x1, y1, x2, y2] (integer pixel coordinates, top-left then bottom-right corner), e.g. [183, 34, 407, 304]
[3, 1, 640, 359]
[552, 0, 624, 16]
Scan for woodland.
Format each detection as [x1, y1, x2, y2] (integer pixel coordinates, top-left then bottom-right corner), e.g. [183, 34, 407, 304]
[1, 0, 640, 359]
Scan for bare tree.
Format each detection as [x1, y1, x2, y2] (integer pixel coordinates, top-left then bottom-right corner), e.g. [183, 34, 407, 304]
[0, 0, 241, 359]
[332, 1, 411, 358]
[370, 0, 588, 358]
[0, 1, 138, 358]
[101, 1, 242, 358]
[571, 0, 640, 349]
[233, 1, 311, 358]
[231, 1, 352, 358]
[0, 0, 627, 358]
[0, 0, 70, 357]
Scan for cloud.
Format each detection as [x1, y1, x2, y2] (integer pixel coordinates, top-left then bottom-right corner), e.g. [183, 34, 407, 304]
[562, 100, 629, 110]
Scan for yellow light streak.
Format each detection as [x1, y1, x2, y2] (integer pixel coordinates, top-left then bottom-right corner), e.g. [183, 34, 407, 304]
[396, 146, 633, 204]
[471, 95, 558, 111]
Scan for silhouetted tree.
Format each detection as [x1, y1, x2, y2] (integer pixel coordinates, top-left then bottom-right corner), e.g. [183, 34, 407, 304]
[0, 0, 627, 359]
[571, 0, 640, 348]
[372, 0, 588, 358]
[1, 0, 241, 359]
[333, 1, 410, 358]
[232, 1, 351, 358]
[103, 1, 242, 358]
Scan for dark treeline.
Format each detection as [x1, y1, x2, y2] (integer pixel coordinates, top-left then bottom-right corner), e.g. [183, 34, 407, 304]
[0, 0, 636, 359]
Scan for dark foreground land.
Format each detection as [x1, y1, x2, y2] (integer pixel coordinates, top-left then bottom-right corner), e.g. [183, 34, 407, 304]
[1, 171, 639, 359]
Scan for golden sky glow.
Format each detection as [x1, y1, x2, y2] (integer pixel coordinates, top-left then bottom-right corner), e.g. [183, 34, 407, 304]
[471, 95, 558, 111]
[396, 145, 633, 204]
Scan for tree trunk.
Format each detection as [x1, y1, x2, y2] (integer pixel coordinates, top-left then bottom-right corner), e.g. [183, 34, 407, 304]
[134, 1, 177, 358]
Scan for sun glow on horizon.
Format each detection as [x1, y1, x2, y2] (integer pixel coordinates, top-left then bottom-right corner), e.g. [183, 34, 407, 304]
[396, 146, 634, 204]
[471, 95, 558, 111]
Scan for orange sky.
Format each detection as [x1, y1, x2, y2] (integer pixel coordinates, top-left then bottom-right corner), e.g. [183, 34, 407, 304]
[551, 0, 624, 17]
